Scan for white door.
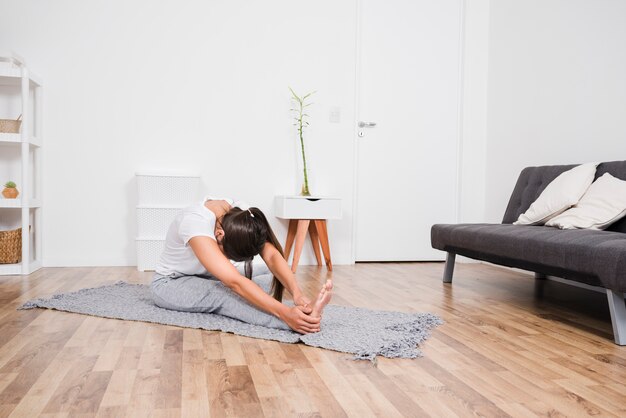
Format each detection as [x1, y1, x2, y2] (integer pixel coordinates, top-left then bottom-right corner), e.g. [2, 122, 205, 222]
[355, 0, 462, 261]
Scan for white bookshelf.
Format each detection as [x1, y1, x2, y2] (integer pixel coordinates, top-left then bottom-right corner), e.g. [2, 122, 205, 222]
[0, 60, 43, 275]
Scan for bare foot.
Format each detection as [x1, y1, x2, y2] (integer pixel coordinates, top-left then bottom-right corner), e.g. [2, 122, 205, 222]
[311, 280, 333, 318]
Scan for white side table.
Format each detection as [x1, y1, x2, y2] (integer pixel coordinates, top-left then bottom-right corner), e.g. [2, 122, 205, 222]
[275, 196, 342, 272]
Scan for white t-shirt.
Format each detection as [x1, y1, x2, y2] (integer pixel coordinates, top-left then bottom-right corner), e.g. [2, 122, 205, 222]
[155, 196, 250, 276]
[155, 203, 217, 276]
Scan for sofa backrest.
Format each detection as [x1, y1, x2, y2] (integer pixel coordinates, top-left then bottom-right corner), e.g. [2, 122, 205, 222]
[502, 160, 626, 233]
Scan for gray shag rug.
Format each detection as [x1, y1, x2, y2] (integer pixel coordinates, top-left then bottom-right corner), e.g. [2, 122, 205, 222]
[19, 280, 443, 361]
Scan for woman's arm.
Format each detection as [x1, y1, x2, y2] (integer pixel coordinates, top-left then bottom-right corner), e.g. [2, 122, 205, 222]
[188, 236, 319, 333]
[260, 242, 311, 309]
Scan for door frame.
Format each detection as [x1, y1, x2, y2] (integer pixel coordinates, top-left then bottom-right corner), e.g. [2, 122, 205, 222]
[350, 0, 467, 263]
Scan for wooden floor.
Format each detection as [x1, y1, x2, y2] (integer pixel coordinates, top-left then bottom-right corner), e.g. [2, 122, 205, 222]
[0, 263, 625, 417]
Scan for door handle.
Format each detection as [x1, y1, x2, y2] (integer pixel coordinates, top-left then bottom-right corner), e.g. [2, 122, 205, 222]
[358, 121, 377, 128]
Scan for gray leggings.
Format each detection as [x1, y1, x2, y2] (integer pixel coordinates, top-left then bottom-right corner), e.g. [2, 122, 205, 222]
[151, 265, 290, 331]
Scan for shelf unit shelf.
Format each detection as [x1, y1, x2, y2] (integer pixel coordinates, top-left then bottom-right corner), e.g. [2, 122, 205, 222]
[0, 260, 41, 275]
[0, 133, 41, 147]
[0, 60, 43, 276]
[0, 67, 42, 87]
[0, 263, 21, 275]
[0, 199, 42, 208]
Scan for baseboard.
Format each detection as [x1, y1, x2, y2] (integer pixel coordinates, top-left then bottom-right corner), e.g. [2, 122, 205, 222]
[456, 255, 482, 264]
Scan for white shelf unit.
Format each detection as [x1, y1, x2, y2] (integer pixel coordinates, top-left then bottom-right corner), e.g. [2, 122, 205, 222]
[0, 63, 43, 275]
[136, 172, 200, 271]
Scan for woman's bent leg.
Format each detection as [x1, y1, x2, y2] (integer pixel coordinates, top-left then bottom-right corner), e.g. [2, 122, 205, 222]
[151, 274, 290, 331]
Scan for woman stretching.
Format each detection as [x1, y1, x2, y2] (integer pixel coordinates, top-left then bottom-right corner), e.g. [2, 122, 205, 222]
[151, 197, 332, 334]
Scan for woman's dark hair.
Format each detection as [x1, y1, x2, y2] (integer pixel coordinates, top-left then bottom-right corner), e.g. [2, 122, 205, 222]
[220, 207, 285, 301]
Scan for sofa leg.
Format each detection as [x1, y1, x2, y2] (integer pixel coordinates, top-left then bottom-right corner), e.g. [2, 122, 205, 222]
[606, 289, 626, 346]
[535, 273, 547, 280]
[443, 253, 455, 283]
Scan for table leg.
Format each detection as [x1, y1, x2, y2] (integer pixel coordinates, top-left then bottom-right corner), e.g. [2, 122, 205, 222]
[308, 221, 322, 266]
[291, 220, 310, 273]
[283, 219, 297, 261]
[314, 219, 332, 271]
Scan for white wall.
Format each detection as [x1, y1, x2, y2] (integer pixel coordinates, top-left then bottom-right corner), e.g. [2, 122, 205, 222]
[485, 0, 626, 221]
[0, 0, 359, 266]
[5, 0, 621, 267]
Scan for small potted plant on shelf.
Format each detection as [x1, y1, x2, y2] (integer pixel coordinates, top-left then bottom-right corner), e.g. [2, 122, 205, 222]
[2, 181, 19, 199]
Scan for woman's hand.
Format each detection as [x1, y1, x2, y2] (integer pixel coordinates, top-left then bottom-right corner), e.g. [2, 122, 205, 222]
[293, 293, 313, 314]
[280, 306, 320, 334]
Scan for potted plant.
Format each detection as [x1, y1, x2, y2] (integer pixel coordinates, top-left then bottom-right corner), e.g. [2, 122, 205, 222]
[2, 181, 19, 199]
[289, 87, 315, 196]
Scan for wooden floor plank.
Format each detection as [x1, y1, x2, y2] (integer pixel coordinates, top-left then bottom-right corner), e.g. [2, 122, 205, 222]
[154, 330, 183, 410]
[0, 326, 79, 412]
[293, 367, 348, 418]
[220, 333, 246, 366]
[99, 369, 137, 409]
[6, 346, 84, 418]
[67, 370, 112, 414]
[270, 362, 318, 416]
[226, 365, 264, 417]
[126, 368, 160, 415]
[301, 350, 377, 417]
[205, 359, 231, 418]
[42, 355, 100, 414]
[343, 373, 406, 417]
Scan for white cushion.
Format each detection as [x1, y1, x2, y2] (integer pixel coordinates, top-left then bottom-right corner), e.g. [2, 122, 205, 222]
[514, 162, 598, 225]
[545, 173, 626, 230]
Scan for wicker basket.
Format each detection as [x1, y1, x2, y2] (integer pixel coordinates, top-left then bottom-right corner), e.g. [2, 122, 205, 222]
[0, 115, 22, 134]
[0, 227, 22, 264]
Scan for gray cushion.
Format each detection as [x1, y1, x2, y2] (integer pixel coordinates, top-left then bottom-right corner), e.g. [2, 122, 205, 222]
[431, 223, 626, 293]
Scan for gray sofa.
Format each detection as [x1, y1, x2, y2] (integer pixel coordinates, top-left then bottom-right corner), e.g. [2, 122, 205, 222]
[431, 161, 626, 345]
